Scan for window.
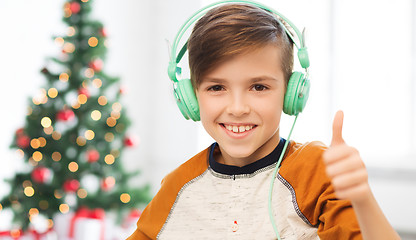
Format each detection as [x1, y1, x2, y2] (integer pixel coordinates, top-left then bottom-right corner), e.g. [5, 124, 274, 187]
[198, 0, 416, 170]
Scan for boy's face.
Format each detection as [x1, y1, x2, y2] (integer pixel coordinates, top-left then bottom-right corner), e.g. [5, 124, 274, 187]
[196, 44, 286, 167]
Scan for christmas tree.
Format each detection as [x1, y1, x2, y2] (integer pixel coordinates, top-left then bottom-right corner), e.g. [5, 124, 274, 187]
[0, 0, 151, 231]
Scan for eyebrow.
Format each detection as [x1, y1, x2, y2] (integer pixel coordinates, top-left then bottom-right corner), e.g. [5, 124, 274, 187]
[202, 76, 279, 83]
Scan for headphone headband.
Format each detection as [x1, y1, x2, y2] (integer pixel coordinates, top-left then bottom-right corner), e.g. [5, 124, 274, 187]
[168, 0, 310, 83]
[168, 0, 311, 121]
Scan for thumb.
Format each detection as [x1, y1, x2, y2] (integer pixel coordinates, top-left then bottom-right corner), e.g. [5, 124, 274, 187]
[331, 110, 345, 146]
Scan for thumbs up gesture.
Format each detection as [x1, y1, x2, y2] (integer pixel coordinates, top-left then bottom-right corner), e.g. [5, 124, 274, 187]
[323, 111, 371, 203]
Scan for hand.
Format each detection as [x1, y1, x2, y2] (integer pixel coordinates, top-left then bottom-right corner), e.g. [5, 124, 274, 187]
[323, 110, 371, 203]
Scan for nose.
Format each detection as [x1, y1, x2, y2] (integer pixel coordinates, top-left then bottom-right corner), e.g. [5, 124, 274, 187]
[226, 92, 250, 117]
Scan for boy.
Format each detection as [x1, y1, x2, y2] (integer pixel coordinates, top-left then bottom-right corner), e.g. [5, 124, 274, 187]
[127, 2, 400, 239]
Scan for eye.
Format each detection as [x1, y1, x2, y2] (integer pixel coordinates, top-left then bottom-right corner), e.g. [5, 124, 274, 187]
[207, 85, 225, 91]
[251, 84, 268, 91]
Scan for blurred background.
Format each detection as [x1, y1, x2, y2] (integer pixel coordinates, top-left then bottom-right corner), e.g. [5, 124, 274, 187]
[0, 0, 415, 238]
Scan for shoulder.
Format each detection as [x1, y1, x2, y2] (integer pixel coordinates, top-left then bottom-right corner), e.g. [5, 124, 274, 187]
[279, 141, 361, 238]
[133, 146, 211, 239]
[279, 141, 331, 224]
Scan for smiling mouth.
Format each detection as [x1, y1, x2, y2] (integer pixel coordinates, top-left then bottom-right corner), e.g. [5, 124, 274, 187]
[220, 123, 257, 133]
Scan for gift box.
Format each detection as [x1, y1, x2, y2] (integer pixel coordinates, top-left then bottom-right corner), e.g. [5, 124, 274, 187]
[69, 207, 105, 240]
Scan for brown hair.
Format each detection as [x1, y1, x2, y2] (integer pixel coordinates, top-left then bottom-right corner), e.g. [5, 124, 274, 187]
[188, 3, 294, 89]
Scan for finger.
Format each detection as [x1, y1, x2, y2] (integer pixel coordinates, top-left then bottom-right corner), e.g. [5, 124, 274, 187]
[331, 168, 368, 191]
[325, 152, 364, 178]
[331, 110, 345, 146]
[333, 182, 371, 202]
[323, 145, 359, 164]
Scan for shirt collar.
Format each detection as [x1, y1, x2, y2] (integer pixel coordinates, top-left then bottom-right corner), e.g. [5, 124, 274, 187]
[208, 138, 286, 176]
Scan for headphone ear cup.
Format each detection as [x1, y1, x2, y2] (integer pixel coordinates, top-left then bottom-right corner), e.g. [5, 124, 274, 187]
[176, 78, 200, 121]
[283, 71, 310, 116]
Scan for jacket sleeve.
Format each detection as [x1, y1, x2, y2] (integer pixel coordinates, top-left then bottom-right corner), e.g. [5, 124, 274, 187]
[280, 141, 362, 240]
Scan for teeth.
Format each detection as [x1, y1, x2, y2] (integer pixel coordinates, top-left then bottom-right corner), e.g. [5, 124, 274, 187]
[224, 124, 254, 133]
[233, 126, 238, 132]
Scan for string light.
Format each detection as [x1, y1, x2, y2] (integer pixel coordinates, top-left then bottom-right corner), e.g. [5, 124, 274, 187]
[98, 96, 107, 106]
[120, 193, 131, 203]
[82, 80, 88, 89]
[38, 137, 47, 147]
[77, 188, 88, 199]
[15, 149, 24, 158]
[52, 152, 62, 161]
[0, 203, 3, 211]
[41, 117, 52, 128]
[84, 68, 94, 78]
[68, 162, 79, 172]
[47, 219, 54, 228]
[104, 132, 114, 142]
[76, 136, 86, 146]
[10, 230, 21, 239]
[52, 131, 62, 140]
[59, 73, 69, 82]
[32, 151, 43, 162]
[67, 26, 76, 36]
[106, 117, 117, 127]
[44, 126, 54, 135]
[59, 204, 69, 214]
[72, 102, 81, 109]
[29, 208, 39, 217]
[22, 180, 32, 188]
[104, 176, 115, 187]
[54, 190, 63, 199]
[63, 4, 72, 18]
[92, 78, 102, 88]
[91, 110, 101, 121]
[54, 37, 65, 46]
[48, 88, 58, 98]
[104, 154, 115, 165]
[63, 42, 75, 53]
[111, 111, 120, 119]
[85, 130, 95, 140]
[24, 186, 35, 197]
[30, 139, 41, 149]
[112, 102, 122, 112]
[27, 106, 33, 116]
[88, 37, 98, 47]
[78, 94, 88, 104]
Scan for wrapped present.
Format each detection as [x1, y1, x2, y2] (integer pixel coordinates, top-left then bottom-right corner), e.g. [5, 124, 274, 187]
[122, 209, 141, 230]
[27, 229, 56, 240]
[53, 211, 73, 240]
[0, 229, 24, 240]
[69, 207, 105, 240]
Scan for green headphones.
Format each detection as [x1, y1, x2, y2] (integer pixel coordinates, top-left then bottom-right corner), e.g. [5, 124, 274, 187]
[168, 0, 311, 121]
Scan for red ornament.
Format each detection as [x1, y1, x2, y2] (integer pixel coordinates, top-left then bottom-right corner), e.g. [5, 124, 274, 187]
[101, 177, 115, 191]
[78, 87, 90, 98]
[63, 179, 80, 192]
[89, 59, 103, 72]
[15, 128, 25, 136]
[124, 136, 138, 147]
[99, 28, 107, 37]
[31, 167, 52, 184]
[17, 135, 30, 149]
[86, 149, 100, 163]
[119, 86, 127, 94]
[57, 109, 75, 121]
[69, 2, 81, 14]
